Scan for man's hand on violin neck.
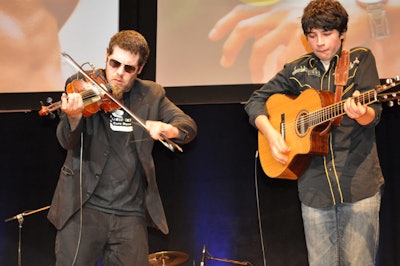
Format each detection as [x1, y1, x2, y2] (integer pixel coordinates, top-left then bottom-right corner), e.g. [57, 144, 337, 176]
[61, 92, 84, 116]
[145, 120, 179, 140]
[61, 92, 83, 129]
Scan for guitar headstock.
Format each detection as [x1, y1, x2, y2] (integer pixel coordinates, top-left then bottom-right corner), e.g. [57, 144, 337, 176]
[378, 90, 400, 107]
[376, 76, 400, 93]
[376, 76, 400, 107]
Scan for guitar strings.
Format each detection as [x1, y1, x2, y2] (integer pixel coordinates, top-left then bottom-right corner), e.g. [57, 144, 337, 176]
[280, 90, 377, 132]
[277, 79, 400, 136]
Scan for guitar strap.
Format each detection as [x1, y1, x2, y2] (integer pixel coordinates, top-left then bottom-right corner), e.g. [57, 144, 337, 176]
[320, 49, 350, 135]
[334, 49, 350, 102]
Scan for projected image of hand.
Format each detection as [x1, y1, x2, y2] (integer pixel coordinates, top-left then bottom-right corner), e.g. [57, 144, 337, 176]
[208, 0, 400, 82]
[0, 0, 79, 92]
[208, 1, 308, 83]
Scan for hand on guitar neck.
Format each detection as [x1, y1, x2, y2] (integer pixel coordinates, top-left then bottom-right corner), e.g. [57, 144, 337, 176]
[344, 90, 375, 125]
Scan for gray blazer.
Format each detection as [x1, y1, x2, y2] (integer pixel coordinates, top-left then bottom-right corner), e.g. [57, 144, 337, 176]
[47, 78, 197, 234]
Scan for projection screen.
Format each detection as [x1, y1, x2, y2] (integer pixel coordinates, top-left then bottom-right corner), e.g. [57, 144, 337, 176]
[156, 0, 400, 87]
[0, 0, 118, 93]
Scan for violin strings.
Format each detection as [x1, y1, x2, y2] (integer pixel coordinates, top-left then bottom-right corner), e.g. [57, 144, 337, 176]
[80, 89, 101, 105]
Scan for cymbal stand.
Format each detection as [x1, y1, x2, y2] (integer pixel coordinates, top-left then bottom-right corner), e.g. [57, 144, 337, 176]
[4, 206, 51, 266]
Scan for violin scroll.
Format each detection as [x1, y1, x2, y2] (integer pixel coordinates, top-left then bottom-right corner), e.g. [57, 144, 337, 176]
[39, 98, 59, 118]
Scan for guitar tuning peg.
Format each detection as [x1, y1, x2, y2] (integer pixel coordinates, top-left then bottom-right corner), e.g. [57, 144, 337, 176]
[387, 101, 394, 107]
[46, 97, 53, 104]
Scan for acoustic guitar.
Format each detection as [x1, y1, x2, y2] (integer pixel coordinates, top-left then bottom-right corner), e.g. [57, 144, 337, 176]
[258, 77, 400, 180]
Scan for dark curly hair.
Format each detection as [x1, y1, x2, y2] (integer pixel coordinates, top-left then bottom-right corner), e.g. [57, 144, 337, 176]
[301, 0, 348, 36]
[107, 30, 150, 67]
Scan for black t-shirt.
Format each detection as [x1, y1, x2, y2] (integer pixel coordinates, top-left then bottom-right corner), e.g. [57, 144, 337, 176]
[87, 104, 145, 216]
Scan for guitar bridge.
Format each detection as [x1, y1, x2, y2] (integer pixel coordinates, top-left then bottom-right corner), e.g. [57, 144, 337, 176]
[280, 113, 285, 140]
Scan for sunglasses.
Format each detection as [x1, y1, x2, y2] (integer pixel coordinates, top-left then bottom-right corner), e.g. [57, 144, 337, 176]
[107, 58, 137, 74]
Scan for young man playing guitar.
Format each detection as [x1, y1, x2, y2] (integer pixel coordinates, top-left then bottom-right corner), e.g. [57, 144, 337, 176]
[245, 0, 384, 265]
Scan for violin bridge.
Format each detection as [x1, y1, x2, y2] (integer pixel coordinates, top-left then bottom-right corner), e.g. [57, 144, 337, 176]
[83, 95, 101, 105]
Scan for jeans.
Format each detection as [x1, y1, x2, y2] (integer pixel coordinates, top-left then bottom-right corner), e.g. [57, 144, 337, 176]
[301, 191, 381, 266]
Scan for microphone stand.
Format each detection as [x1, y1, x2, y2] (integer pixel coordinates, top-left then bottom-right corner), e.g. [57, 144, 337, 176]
[200, 245, 253, 266]
[4, 205, 51, 266]
[207, 256, 250, 265]
[206, 255, 249, 266]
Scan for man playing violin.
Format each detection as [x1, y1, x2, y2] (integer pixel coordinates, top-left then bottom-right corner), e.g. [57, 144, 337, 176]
[47, 30, 197, 266]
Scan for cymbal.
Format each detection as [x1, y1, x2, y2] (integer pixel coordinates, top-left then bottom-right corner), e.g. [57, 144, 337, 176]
[148, 251, 189, 266]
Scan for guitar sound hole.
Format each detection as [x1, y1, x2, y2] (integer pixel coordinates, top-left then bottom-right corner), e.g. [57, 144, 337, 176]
[296, 112, 309, 136]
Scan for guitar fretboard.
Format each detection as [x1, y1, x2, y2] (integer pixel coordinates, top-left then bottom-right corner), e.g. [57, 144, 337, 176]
[308, 89, 377, 127]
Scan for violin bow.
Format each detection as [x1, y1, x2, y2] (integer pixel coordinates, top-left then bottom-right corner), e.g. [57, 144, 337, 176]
[61, 52, 183, 153]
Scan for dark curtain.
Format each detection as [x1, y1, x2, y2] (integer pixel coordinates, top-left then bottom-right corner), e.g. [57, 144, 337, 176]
[1, 103, 400, 266]
[376, 104, 400, 266]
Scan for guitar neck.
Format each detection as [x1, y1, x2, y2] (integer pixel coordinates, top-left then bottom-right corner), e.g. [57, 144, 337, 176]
[310, 89, 377, 127]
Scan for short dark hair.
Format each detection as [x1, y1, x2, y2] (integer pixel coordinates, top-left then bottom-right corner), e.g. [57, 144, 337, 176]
[301, 0, 348, 35]
[107, 30, 150, 67]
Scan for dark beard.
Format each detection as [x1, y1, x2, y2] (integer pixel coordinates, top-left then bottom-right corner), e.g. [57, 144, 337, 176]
[111, 84, 124, 100]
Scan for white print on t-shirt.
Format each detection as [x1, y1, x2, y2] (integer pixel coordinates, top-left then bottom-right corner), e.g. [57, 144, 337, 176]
[109, 109, 133, 132]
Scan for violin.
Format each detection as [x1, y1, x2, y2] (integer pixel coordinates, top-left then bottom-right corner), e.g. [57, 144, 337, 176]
[46, 52, 183, 153]
[39, 71, 120, 117]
